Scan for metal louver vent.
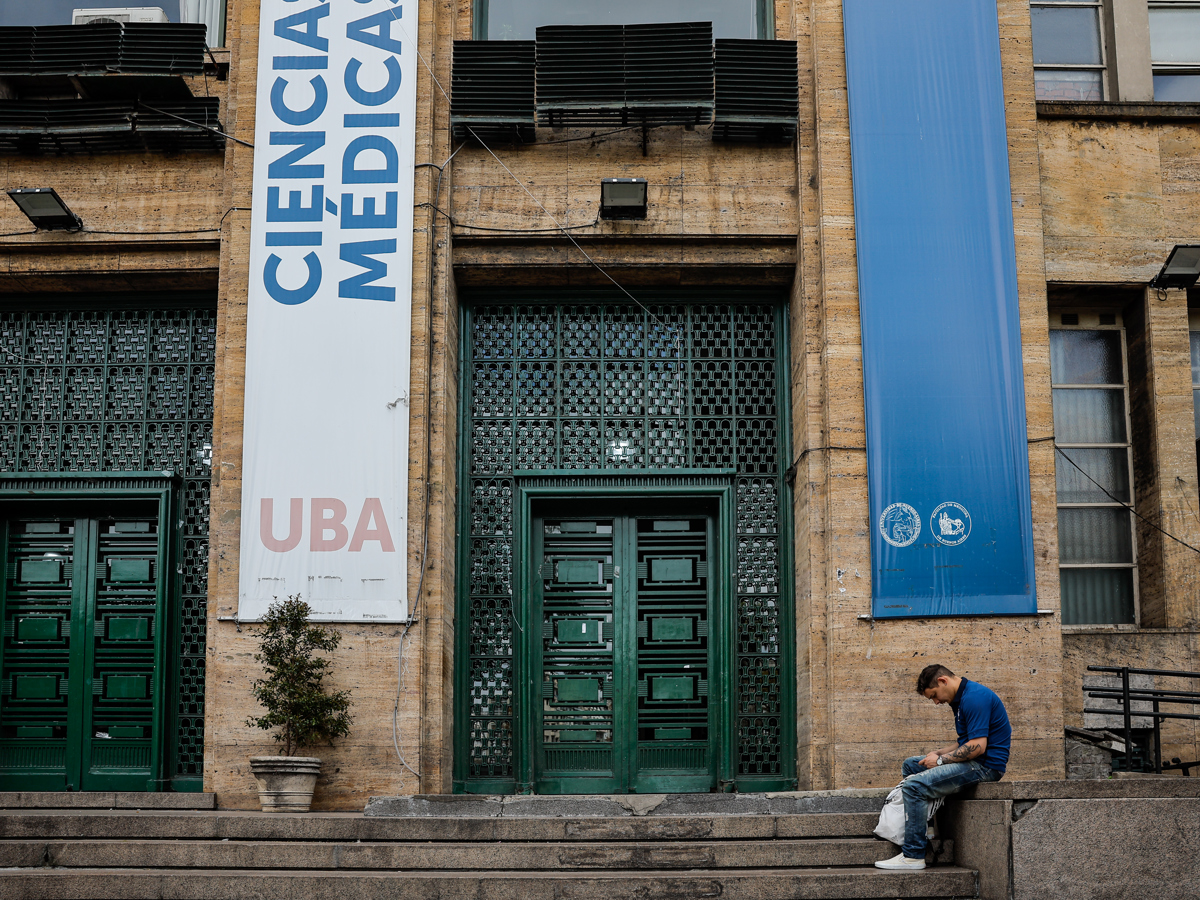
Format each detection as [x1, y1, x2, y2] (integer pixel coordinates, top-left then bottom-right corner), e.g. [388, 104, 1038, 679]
[535, 25, 625, 116]
[0, 98, 224, 155]
[451, 41, 536, 144]
[713, 39, 798, 143]
[0, 27, 36, 72]
[117, 23, 208, 72]
[536, 22, 714, 128]
[625, 22, 713, 117]
[0, 23, 206, 76]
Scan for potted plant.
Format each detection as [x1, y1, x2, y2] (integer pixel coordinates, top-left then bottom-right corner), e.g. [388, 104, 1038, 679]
[246, 596, 353, 812]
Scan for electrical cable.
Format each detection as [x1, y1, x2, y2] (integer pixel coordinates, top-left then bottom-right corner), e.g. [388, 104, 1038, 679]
[138, 102, 254, 148]
[220, 207, 252, 225]
[81, 227, 221, 235]
[465, 126, 687, 359]
[416, 202, 600, 233]
[1055, 445, 1200, 556]
[783, 445, 866, 485]
[391, 144, 463, 782]
[0, 229, 39, 238]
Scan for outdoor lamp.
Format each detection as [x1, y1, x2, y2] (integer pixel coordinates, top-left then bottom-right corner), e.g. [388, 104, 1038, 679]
[600, 178, 648, 220]
[1149, 244, 1200, 290]
[6, 188, 82, 231]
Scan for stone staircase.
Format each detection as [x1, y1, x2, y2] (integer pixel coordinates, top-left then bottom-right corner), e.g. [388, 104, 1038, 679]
[0, 791, 978, 899]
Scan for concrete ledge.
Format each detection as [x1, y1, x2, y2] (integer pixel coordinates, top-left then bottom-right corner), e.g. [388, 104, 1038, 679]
[961, 778, 1200, 801]
[365, 789, 890, 818]
[1037, 100, 1200, 120]
[947, 787, 1200, 900]
[0, 793, 217, 810]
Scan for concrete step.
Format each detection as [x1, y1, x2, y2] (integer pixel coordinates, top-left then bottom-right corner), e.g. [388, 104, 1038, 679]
[0, 866, 979, 900]
[367, 790, 891, 818]
[0, 792, 215, 810]
[0, 836, 951, 870]
[0, 810, 885, 841]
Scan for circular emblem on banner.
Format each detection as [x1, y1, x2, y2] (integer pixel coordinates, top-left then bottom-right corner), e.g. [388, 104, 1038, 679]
[879, 503, 922, 548]
[931, 502, 972, 546]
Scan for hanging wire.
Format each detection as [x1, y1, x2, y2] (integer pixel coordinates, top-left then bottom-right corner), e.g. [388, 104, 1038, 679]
[1055, 445, 1200, 556]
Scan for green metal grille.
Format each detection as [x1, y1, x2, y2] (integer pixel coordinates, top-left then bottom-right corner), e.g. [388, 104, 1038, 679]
[0, 303, 213, 785]
[460, 300, 789, 789]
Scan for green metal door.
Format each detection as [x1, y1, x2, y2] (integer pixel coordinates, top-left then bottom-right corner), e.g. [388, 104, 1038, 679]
[535, 509, 715, 793]
[0, 514, 165, 791]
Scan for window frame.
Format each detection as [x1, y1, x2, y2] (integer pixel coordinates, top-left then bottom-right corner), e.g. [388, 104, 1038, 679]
[471, 0, 776, 41]
[1148, 0, 1200, 100]
[1030, 0, 1109, 101]
[1051, 312, 1139, 629]
[1187, 311, 1200, 477]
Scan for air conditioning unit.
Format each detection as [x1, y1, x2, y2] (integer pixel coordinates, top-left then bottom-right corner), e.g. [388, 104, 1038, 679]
[72, 7, 170, 24]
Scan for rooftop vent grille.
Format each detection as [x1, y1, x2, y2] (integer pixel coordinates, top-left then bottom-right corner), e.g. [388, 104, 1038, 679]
[0, 97, 224, 154]
[447, 27, 799, 143]
[0, 23, 206, 76]
[536, 22, 714, 127]
[713, 39, 798, 143]
[450, 40, 536, 144]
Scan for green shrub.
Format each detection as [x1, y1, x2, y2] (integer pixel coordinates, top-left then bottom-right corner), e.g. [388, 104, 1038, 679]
[247, 596, 353, 756]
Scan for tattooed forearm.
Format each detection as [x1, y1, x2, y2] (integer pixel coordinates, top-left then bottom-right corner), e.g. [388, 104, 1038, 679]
[945, 742, 981, 762]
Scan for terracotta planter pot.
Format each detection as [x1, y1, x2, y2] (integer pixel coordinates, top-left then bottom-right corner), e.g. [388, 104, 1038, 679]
[249, 756, 321, 812]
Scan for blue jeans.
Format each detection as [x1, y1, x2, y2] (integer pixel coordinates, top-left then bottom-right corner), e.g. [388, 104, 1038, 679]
[899, 755, 1002, 858]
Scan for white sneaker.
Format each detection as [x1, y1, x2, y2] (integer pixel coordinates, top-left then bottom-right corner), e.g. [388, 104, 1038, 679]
[874, 852, 926, 870]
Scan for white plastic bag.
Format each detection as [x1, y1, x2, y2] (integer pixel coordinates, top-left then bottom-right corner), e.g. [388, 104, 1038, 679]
[874, 774, 944, 844]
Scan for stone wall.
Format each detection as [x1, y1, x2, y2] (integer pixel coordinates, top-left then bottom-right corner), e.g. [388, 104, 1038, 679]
[202, 0, 446, 807]
[791, 0, 1066, 791]
[948, 780, 1200, 900]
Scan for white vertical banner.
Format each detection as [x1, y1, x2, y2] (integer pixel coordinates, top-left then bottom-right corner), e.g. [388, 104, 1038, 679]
[240, 0, 417, 621]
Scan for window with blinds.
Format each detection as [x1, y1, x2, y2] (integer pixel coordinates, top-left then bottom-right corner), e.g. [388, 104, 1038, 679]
[1050, 315, 1137, 625]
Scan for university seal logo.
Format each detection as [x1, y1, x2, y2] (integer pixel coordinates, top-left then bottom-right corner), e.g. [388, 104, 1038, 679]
[879, 502, 921, 548]
[931, 502, 971, 546]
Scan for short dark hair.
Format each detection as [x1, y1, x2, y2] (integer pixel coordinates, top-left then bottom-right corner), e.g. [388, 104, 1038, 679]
[916, 664, 955, 694]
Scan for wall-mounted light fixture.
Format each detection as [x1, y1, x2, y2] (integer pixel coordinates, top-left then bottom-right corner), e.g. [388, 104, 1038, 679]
[6, 188, 82, 231]
[600, 178, 647, 220]
[1149, 244, 1200, 290]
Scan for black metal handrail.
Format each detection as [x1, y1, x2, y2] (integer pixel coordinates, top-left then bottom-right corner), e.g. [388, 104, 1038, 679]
[1084, 665, 1200, 775]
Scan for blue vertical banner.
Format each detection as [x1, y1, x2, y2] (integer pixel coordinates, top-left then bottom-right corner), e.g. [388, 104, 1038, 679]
[843, 0, 1037, 617]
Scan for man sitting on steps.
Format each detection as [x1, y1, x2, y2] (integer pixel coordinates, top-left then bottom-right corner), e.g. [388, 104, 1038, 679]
[875, 663, 1011, 871]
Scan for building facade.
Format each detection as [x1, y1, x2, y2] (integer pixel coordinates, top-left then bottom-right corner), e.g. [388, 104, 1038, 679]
[0, 0, 1197, 807]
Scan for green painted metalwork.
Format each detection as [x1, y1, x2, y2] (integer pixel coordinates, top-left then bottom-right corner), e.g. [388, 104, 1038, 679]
[0, 300, 213, 790]
[0, 510, 166, 790]
[455, 298, 793, 793]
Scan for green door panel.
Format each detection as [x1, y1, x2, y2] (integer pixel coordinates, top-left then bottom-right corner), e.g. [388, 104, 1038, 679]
[106, 618, 150, 641]
[649, 676, 694, 701]
[108, 559, 152, 583]
[649, 617, 694, 642]
[556, 618, 604, 643]
[19, 560, 62, 583]
[16, 617, 63, 641]
[457, 302, 794, 794]
[555, 560, 603, 584]
[649, 558, 693, 582]
[15, 675, 59, 699]
[104, 676, 148, 700]
[534, 512, 715, 794]
[0, 515, 166, 791]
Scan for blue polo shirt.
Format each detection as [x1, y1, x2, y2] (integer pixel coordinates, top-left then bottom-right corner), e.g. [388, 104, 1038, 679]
[950, 678, 1011, 774]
